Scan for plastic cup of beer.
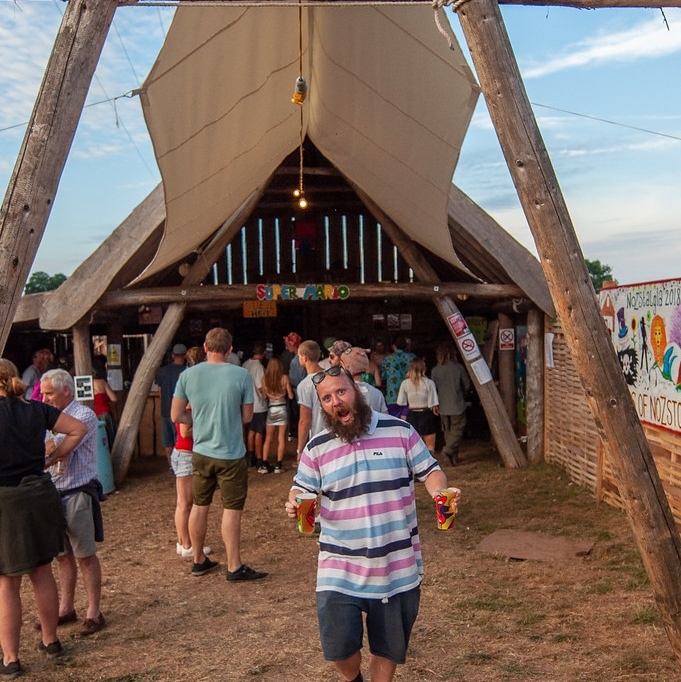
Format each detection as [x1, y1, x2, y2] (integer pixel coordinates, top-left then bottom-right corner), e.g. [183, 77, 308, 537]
[296, 493, 317, 534]
[435, 487, 460, 530]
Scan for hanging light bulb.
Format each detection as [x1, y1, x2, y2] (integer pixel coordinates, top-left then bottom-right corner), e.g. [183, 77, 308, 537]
[298, 193, 308, 209]
[291, 76, 308, 105]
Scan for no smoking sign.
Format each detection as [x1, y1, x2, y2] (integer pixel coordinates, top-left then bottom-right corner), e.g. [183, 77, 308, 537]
[499, 328, 515, 350]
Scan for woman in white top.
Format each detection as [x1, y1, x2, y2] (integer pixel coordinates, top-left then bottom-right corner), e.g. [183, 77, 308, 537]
[396, 358, 440, 452]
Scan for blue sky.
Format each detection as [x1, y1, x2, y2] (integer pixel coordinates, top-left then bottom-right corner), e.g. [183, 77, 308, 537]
[1, 1, 680, 288]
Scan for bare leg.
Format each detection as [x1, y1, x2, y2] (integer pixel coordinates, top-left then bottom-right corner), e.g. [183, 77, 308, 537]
[175, 475, 193, 548]
[0, 574, 23, 664]
[331, 651, 362, 681]
[423, 432, 437, 452]
[77, 554, 102, 620]
[254, 431, 264, 461]
[55, 552, 78, 616]
[221, 508, 243, 573]
[262, 424, 275, 464]
[276, 425, 286, 462]
[189, 504, 210, 564]
[28, 563, 59, 644]
[369, 653, 397, 682]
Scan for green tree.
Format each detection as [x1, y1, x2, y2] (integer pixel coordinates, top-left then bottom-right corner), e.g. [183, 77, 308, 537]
[585, 259, 616, 293]
[24, 271, 67, 295]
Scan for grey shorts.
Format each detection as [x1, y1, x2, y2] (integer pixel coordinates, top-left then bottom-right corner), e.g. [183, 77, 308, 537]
[62, 492, 97, 559]
[171, 448, 193, 477]
[316, 587, 420, 664]
[266, 403, 288, 426]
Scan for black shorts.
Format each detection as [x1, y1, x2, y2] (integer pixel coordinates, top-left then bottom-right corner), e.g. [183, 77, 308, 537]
[406, 409, 438, 437]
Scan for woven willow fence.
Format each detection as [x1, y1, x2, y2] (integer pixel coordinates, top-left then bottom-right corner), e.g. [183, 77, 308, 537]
[544, 318, 681, 527]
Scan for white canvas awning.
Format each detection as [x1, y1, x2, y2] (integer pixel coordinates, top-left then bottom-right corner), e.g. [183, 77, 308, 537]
[138, 5, 479, 281]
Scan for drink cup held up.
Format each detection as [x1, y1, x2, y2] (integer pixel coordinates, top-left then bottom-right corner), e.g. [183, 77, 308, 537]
[296, 493, 317, 534]
[435, 487, 460, 530]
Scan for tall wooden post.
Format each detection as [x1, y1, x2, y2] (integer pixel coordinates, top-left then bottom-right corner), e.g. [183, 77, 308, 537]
[110, 189, 265, 483]
[455, 0, 681, 658]
[526, 308, 544, 464]
[72, 321, 94, 410]
[497, 312, 516, 425]
[0, 0, 117, 353]
[353, 185, 526, 468]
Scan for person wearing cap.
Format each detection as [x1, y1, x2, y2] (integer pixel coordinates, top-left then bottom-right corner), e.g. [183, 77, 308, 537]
[340, 347, 388, 414]
[327, 340, 352, 367]
[155, 343, 187, 464]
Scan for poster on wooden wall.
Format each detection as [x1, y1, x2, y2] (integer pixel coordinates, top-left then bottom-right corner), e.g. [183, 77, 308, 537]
[600, 279, 681, 434]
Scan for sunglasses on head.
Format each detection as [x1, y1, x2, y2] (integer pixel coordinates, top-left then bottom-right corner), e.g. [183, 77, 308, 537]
[312, 365, 352, 386]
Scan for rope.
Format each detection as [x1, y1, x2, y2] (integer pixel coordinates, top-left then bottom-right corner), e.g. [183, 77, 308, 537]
[431, 0, 469, 51]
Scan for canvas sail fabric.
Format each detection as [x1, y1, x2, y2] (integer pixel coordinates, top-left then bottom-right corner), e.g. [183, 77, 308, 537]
[138, 5, 479, 281]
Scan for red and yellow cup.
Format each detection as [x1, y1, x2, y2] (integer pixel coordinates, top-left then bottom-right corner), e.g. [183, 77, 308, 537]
[296, 493, 317, 534]
[435, 487, 460, 530]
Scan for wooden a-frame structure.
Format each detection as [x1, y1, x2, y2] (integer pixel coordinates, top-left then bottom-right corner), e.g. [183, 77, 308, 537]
[2, 0, 681, 662]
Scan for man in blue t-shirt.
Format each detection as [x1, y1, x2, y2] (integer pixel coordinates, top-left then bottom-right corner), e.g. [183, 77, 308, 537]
[171, 327, 267, 582]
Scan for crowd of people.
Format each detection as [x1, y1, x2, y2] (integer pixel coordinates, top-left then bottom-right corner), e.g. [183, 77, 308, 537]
[1, 329, 471, 682]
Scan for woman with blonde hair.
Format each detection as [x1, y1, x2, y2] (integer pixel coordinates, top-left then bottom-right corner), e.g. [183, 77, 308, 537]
[396, 357, 440, 453]
[260, 357, 293, 474]
[0, 360, 87, 675]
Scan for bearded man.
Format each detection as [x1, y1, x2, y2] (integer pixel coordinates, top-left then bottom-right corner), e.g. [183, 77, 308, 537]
[286, 365, 453, 682]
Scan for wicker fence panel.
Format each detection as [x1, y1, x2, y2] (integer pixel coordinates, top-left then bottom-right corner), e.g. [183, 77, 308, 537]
[543, 317, 681, 529]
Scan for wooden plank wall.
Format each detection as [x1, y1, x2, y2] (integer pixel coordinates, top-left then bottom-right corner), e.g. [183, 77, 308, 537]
[544, 317, 681, 528]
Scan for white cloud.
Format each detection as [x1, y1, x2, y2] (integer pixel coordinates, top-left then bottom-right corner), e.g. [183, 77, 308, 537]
[523, 16, 681, 79]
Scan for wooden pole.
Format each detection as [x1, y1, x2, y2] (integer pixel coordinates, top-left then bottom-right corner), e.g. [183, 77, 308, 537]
[497, 312, 516, 426]
[0, 0, 117, 353]
[456, 0, 681, 658]
[110, 189, 265, 483]
[525, 308, 544, 464]
[353, 185, 527, 468]
[72, 321, 94, 410]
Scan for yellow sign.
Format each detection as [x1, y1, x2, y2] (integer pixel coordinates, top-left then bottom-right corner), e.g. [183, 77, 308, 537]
[243, 300, 277, 318]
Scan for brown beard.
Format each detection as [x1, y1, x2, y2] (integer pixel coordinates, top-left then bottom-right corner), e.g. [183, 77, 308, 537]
[322, 387, 373, 443]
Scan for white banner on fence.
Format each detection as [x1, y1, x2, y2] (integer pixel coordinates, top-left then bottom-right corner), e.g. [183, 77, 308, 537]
[600, 279, 681, 434]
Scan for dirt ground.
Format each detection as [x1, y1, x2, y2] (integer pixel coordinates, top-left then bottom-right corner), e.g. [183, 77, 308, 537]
[17, 440, 681, 682]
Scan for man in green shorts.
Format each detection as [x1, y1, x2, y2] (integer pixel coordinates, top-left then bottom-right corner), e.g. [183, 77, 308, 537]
[172, 327, 268, 581]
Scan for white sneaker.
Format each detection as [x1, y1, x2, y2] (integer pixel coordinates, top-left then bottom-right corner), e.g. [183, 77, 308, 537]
[176, 543, 212, 559]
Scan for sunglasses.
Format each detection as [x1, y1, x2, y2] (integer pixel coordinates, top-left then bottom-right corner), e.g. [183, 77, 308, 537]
[312, 365, 353, 386]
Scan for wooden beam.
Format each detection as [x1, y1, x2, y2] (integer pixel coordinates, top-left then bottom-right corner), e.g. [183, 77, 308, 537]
[352, 184, 527, 468]
[456, 0, 681, 659]
[0, 0, 118, 353]
[96, 282, 524, 309]
[448, 184, 555, 317]
[500, 0, 681, 7]
[110, 187, 266, 484]
[39, 183, 165, 331]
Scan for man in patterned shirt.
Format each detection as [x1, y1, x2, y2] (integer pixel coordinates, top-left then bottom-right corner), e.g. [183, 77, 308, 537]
[41, 369, 106, 639]
[286, 365, 453, 682]
[380, 337, 415, 418]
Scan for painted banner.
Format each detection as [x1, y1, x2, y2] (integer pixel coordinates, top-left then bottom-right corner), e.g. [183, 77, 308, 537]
[600, 279, 681, 434]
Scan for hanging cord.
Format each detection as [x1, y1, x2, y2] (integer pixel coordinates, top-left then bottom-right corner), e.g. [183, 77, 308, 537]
[298, 1, 304, 196]
[432, 0, 471, 51]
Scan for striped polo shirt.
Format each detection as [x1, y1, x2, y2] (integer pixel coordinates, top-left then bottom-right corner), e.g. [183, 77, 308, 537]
[292, 410, 441, 600]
